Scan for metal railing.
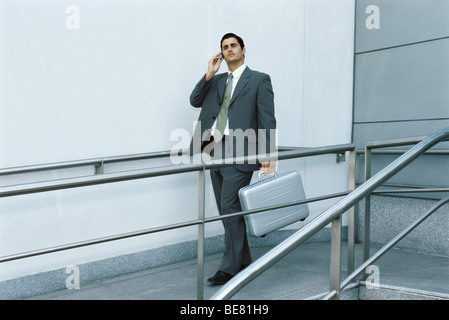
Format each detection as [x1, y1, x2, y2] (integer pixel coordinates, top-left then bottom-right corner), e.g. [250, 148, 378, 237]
[0, 144, 355, 300]
[211, 126, 449, 300]
[1, 127, 447, 300]
[361, 136, 449, 263]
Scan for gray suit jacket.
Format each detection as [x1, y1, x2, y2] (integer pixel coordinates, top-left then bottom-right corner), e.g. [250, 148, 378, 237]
[189, 66, 276, 172]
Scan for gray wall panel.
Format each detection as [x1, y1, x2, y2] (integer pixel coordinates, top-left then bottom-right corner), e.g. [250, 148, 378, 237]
[353, 120, 449, 188]
[356, 0, 449, 53]
[373, 155, 449, 188]
[353, 120, 449, 149]
[354, 38, 449, 123]
[356, 154, 449, 191]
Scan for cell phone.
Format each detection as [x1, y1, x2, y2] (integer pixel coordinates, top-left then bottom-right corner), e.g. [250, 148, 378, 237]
[219, 53, 223, 60]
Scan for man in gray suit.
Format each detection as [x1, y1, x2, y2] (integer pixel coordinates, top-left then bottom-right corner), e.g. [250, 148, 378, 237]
[190, 33, 276, 285]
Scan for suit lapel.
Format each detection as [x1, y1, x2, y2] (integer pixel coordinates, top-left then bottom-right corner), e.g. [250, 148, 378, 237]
[229, 66, 250, 106]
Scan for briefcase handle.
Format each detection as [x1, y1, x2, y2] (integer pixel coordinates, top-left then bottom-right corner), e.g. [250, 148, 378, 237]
[258, 171, 278, 182]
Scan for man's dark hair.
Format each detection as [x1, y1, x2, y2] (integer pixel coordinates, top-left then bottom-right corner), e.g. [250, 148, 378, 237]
[220, 33, 245, 50]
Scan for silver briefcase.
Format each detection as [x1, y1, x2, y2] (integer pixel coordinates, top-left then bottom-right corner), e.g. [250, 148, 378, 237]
[238, 170, 309, 237]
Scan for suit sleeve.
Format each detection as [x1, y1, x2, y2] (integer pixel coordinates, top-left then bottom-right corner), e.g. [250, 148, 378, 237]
[190, 75, 213, 108]
[257, 74, 277, 156]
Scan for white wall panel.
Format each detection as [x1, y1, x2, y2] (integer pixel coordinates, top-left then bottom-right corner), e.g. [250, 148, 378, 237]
[0, 0, 355, 281]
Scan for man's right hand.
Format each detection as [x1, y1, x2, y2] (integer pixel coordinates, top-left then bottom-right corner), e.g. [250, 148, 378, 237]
[205, 52, 223, 81]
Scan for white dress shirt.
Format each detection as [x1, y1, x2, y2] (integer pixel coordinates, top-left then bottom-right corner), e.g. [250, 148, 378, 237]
[211, 64, 247, 137]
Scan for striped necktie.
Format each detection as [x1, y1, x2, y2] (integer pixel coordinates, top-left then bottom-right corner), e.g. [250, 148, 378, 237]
[214, 73, 233, 143]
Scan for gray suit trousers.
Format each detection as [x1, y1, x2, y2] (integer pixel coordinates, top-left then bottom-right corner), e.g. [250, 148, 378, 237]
[210, 165, 253, 275]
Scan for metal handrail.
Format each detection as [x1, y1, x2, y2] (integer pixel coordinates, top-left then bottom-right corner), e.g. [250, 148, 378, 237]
[339, 195, 449, 291]
[211, 126, 449, 300]
[0, 144, 351, 198]
[0, 191, 348, 264]
[0, 150, 174, 176]
[0, 146, 308, 176]
[362, 134, 449, 263]
[356, 149, 449, 155]
[0, 143, 355, 300]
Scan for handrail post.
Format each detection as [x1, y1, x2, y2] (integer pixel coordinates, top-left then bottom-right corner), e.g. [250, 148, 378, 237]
[347, 150, 356, 275]
[329, 213, 342, 300]
[362, 146, 372, 271]
[197, 166, 206, 300]
[95, 160, 104, 174]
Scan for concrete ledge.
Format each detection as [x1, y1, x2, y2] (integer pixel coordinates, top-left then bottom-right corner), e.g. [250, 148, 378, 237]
[358, 281, 449, 300]
[356, 195, 449, 257]
[0, 227, 341, 300]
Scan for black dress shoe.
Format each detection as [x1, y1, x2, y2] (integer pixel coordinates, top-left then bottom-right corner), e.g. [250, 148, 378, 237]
[240, 264, 249, 271]
[207, 270, 233, 285]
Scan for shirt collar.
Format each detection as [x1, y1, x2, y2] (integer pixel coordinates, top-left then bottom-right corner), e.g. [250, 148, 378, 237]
[229, 64, 246, 79]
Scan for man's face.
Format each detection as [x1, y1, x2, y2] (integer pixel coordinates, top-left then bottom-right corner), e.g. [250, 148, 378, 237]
[221, 37, 246, 65]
